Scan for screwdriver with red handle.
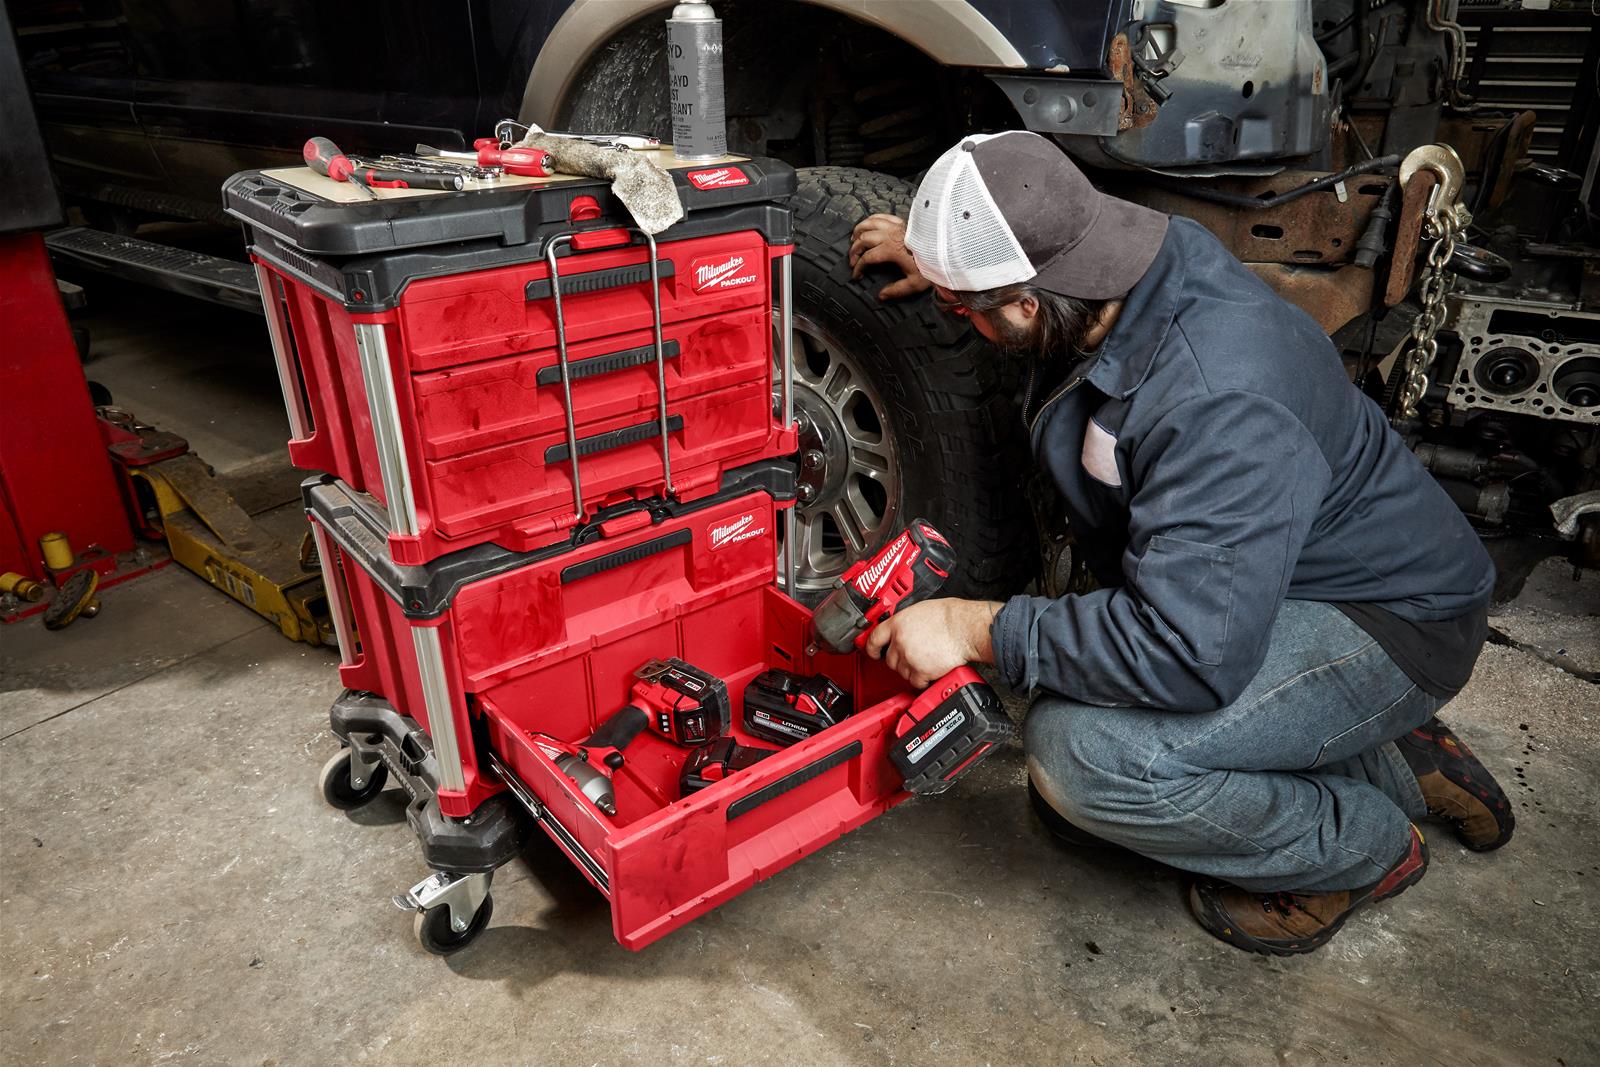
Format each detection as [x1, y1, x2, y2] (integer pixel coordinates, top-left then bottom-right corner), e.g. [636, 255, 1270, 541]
[303, 137, 464, 193]
[303, 137, 377, 198]
[417, 141, 554, 177]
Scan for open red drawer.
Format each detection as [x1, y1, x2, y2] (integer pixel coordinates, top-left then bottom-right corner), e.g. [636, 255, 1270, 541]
[482, 585, 918, 950]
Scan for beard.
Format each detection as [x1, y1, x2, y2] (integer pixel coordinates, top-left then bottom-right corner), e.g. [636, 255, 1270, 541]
[989, 295, 1101, 361]
[992, 313, 1044, 357]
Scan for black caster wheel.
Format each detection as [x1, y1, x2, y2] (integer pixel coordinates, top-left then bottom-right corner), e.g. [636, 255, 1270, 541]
[414, 894, 493, 955]
[318, 748, 388, 810]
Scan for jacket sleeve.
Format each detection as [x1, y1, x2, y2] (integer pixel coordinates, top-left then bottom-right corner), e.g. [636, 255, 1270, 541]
[992, 390, 1331, 711]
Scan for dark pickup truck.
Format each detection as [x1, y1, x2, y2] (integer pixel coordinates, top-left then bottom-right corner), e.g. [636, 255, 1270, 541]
[17, 0, 1600, 590]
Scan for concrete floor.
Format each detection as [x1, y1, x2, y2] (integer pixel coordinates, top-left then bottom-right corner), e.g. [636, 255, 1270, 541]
[3, 281, 1599, 1065]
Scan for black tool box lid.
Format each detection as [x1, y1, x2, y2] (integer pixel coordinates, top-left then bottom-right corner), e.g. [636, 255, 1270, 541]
[306, 459, 795, 620]
[223, 156, 795, 310]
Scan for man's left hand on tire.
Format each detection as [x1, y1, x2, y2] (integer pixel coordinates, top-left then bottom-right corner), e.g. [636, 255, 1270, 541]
[849, 213, 930, 300]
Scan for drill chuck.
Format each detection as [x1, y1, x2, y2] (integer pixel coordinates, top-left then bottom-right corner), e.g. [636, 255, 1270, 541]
[553, 751, 619, 816]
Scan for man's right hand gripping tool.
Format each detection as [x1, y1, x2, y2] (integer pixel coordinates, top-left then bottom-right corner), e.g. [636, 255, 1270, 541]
[810, 519, 1012, 794]
[810, 518, 957, 654]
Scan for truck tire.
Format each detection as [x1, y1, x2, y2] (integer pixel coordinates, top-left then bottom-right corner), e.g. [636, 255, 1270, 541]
[786, 166, 1033, 600]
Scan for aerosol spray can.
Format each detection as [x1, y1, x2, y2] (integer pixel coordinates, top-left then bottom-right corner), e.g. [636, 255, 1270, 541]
[666, 0, 727, 161]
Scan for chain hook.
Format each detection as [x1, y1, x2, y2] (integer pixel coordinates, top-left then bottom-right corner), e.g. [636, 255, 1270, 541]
[1392, 145, 1472, 421]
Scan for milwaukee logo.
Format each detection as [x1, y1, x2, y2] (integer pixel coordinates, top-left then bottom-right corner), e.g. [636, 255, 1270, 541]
[854, 536, 911, 595]
[687, 167, 750, 190]
[691, 254, 758, 293]
[710, 513, 767, 549]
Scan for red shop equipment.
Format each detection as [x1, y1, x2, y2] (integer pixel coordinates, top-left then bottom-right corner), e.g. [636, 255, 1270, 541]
[306, 467, 940, 951]
[0, 10, 133, 588]
[231, 151, 1009, 955]
[224, 160, 798, 565]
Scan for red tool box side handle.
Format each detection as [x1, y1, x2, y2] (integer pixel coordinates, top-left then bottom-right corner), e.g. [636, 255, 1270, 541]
[257, 262, 340, 471]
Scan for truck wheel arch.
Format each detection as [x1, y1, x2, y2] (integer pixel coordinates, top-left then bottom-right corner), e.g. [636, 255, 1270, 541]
[518, 0, 1026, 131]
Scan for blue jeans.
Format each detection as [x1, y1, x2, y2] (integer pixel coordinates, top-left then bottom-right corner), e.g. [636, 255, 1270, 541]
[1024, 600, 1441, 893]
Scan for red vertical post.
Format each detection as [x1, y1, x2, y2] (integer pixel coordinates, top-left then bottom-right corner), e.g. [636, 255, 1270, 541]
[0, 232, 134, 580]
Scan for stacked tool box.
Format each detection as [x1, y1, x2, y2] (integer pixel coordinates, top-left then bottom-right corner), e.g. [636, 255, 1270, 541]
[225, 157, 927, 952]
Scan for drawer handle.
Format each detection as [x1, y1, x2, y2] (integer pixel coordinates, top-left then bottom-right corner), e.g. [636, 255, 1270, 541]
[560, 529, 691, 584]
[726, 741, 863, 821]
[534, 339, 681, 386]
[544, 415, 684, 464]
[525, 260, 676, 302]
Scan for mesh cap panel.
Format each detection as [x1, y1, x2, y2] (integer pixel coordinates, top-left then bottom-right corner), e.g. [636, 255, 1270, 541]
[906, 134, 1035, 293]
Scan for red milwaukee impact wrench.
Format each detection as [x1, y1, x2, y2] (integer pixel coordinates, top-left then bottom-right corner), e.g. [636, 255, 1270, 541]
[812, 520, 1011, 794]
[811, 518, 957, 654]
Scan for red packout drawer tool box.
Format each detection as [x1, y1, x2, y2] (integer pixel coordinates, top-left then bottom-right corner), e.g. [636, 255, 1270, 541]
[306, 462, 945, 950]
[223, 155, 799, 566]
[305, 459, 798, 818]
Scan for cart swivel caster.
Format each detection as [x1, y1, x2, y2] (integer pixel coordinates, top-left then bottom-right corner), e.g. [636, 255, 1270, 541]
[318, 746, 388, 810]
[394, 870, 493, 956]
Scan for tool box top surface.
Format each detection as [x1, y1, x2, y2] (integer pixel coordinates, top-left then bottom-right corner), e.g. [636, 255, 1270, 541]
[222, 151, 796, 259]
[263, 147, 754, 205]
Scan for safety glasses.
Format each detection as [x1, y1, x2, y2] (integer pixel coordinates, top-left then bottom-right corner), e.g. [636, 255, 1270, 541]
[932, 286, 970, 318]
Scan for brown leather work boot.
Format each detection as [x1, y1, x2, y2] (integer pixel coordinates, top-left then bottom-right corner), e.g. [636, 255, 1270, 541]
[1187, 825, 1429, 956]
[1395, 717, 1514, 851]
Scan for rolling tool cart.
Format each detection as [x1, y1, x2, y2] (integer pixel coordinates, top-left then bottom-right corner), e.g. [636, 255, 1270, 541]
[230, 152, 1009, 954]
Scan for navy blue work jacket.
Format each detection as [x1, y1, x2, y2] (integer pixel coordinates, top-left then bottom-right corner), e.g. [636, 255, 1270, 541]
[990, 218, 1494, 712]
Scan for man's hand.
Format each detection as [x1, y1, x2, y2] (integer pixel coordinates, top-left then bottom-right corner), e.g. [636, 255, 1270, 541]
[849, 214, 931, 301]
[864, 597, 1002, 689]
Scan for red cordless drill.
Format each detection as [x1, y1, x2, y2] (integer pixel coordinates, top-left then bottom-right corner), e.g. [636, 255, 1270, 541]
[888, 666, 1012, 795]
[553, 658, 730, 815]
[811, 518, 957, 653]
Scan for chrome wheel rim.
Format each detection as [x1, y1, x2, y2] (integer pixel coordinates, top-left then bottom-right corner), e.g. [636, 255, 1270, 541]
[782, 312, 901, 596]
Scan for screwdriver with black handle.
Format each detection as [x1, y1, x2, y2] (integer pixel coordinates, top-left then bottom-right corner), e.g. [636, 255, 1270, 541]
[303, 137, 464, 194]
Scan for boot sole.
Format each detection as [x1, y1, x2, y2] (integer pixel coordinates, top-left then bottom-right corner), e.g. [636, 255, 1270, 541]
[1402, 723, 1516, 852]
[1189, 834, 1430, 957]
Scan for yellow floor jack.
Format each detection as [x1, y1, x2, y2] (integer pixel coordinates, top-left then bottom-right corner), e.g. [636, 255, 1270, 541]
[99, 407, 334, 647]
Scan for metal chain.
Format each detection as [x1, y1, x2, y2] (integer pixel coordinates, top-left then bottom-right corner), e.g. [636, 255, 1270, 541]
[1395, 199, 1472, 419]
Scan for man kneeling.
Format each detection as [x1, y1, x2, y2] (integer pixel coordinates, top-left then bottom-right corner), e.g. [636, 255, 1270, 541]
[852, 132, 1513, 956]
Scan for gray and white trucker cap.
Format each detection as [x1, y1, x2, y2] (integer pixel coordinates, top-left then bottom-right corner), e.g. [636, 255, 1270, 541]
[905, 131, 1169, 300]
